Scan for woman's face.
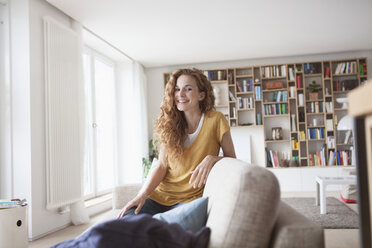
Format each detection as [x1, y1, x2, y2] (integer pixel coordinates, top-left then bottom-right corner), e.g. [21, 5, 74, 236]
[174, 75, 205, 113]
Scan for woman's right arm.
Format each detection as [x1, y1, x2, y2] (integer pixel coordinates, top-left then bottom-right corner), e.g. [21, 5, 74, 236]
[117, 145, 168, 217]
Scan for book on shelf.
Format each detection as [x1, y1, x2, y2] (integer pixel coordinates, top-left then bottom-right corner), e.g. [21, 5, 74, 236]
[299, 131, 306, 140]
[307, 127, 325, 139]
[236, 79, 253, 92]
[237, 97, 253, 109]
[272, 90, 288, 102]
[307, 101, 323, 113]
[325, 66, 331, 78]
[228, 71, 234, 84]
[309, 143, 326, 166]
[266, 149, 283, 168]
[327, 136, 335, 148]
[328, 150, 336, 165]
[288, 67, 295, 80]
[336, 150, 351, 165]
[229, 91, 236, 101]
[326, 119, 334, 131]
[254, 86, 261, 100]
[296, 75, 302, 88]
[334, 62, 357, 74]
[262, 65, 287, 78]
[325, 102, 333, 113]
[344, 130, 353, 144]
[264, 103, 288, 115]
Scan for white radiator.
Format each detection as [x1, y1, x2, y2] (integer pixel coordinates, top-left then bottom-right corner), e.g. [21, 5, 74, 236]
[44, 17, 83, 210]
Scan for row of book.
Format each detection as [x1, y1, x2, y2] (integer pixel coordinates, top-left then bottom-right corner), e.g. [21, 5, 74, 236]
[328, 150, 352, 166]
[266, 150, 291, 168]
[237, 97, 253, 109]
[261, 65, 287, 78]
[263, 103, 288, 115]
[334, 62, 357, 74]
[271, 90, 288, 102]
[255, 86, 261, 100]
[304, 63, 322, 74]
[0, 198, 27, 209]
[309, 149, 326, 166]
[333, 79, 358, 91]
[306, 101, 324, 113]
[236, 79, 253, 92]
[307, 127, 325, 139]
[204, 70, 226, 81]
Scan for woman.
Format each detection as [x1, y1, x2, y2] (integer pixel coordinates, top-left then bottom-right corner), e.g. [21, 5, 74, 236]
[118, 68, 236, 218]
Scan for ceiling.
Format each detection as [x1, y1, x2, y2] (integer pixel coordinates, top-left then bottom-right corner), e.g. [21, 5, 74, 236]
[47, 0, 372, 68]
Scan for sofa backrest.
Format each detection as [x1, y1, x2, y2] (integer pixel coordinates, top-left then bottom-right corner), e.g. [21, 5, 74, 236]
[203, 158, 280, 248]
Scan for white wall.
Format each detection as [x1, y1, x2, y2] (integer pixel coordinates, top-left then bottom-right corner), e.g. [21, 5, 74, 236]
[145, 50, 372, 190]
[7, 0, 78, 240]
[8, 0, 33, 237]
[28, 0, 83, 239]
[0, 1, 12, 198]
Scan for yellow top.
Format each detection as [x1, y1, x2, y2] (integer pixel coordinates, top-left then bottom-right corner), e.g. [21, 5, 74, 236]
[149, 110, 230, 206]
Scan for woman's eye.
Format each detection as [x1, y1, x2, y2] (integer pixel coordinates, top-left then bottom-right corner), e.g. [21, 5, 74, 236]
[186, 88, 192, 91]
[175, 88, 180, 91]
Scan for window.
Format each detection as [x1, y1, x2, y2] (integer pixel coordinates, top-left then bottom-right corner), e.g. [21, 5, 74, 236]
[82, 48, 116, 199]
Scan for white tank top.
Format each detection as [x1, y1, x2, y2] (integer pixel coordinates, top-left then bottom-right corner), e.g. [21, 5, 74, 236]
[184, 113, 205, 147]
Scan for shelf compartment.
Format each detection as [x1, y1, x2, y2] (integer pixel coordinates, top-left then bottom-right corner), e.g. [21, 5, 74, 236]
[262, 89, 288, 93]
[262, 76, 287, 80]
[304, 73, 322, 77]
[332, 73, 358, 77]
[263, 114, 290, 117]
[235, 75, 252, 78]
[263, 101, 288, 104]
[236, 92, 253, 95]
[306, 112, 325, 115]
[237, 108, 254, 111]
[265, 139, 290, 143]
[210, 80, 228, 84]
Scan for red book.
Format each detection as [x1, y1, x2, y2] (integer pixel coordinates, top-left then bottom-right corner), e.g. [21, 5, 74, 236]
[296, 75, 301, 88]
[325, 66, 330, 78]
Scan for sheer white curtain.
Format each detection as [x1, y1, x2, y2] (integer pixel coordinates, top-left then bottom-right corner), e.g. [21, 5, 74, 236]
[116, 61, 149, 185]
[69, 20, 89, 225]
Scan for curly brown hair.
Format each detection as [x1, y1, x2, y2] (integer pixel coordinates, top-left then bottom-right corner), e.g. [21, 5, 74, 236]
[154, 68, 215, 161]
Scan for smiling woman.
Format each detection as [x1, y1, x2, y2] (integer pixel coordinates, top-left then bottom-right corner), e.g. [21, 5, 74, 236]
[118, 68, 236, 218]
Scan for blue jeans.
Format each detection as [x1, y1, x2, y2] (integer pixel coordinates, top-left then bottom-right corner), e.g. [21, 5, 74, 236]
[123, 198, 183, 217]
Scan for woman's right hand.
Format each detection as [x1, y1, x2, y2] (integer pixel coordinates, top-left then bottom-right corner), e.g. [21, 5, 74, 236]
[117, 193, 147, 218]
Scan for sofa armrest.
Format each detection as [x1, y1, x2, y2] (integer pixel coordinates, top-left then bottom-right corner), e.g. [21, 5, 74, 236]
[112, 184, 141, 209]
[270, 201, 324, 248]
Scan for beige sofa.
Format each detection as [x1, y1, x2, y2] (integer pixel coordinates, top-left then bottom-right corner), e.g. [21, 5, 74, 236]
[113, 158, 324, 248]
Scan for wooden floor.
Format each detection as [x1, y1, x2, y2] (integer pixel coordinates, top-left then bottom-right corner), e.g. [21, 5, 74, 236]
[29, 191, 360, 248]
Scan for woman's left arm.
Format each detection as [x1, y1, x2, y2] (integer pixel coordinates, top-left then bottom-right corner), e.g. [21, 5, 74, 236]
[189, 131, 236, 188]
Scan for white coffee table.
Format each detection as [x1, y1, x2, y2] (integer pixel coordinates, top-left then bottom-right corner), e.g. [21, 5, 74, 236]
[315, 176, 357, 214]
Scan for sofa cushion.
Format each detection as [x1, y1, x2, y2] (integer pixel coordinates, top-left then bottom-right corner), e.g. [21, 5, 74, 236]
[153, 197, 208, 233]
[270, 201, 324, 248]
[203, 158, 280, 248]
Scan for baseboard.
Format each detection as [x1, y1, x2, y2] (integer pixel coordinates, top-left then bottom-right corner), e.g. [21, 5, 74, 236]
[29, 222, 71, 241]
